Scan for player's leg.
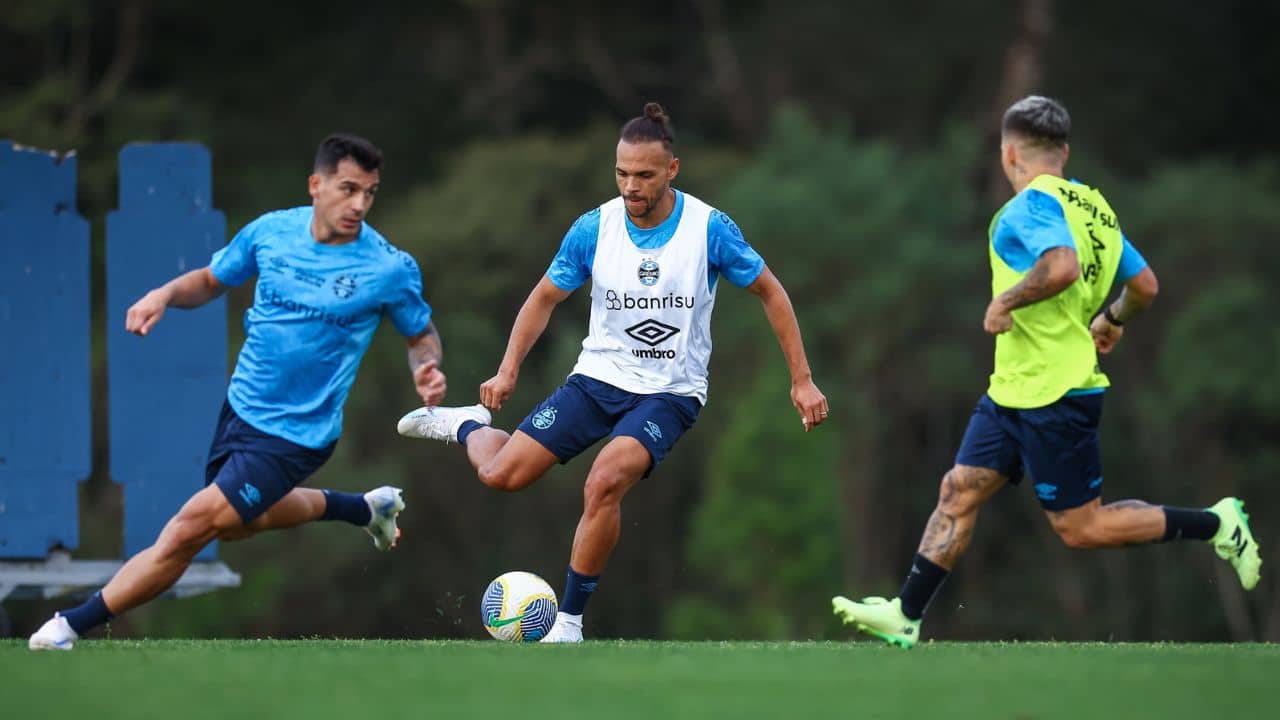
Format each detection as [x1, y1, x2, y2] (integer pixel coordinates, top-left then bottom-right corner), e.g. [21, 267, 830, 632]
[28, 483, 245, 650]
[31, 439, 337, 650]
[399, 376, 609, 493]
[213, 485, 403, 550]
[543, 392, 700, 643]
[1022, 393, 1260, 588]
[834, 395, 1017, 648]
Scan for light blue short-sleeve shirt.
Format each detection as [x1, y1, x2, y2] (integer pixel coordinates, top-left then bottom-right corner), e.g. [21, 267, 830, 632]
[211, 207, 431, 448]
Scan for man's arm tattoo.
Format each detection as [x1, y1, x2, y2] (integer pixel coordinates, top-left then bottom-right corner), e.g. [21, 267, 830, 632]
[408, 322, 442, 372]
[996, 246, 1075, 312]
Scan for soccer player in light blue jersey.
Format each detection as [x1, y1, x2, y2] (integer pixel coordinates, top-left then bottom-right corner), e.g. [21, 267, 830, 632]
[29, 134, 445, 650]
[399, 103, 829, 642]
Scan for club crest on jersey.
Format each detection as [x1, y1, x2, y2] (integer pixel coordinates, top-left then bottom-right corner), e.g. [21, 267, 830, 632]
[638, 258, 660, 287]
[333, 275, 357, 299]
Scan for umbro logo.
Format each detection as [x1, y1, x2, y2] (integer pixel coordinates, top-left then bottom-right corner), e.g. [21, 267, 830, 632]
[239, 482, 261, 507]
[625, 319, 680, 347]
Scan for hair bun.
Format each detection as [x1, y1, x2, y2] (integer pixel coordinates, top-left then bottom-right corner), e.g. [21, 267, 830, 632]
[643, 102, 668, 123]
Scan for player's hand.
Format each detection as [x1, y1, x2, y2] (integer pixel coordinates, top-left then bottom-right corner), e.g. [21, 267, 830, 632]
[983, 299, 1014, 335]
[1089, 313, 1124, 354]
[125, 290, 169, 336]
[414, 361, 447, 406]
[480, 368, 517, 411]
[792, 378, 829, 432]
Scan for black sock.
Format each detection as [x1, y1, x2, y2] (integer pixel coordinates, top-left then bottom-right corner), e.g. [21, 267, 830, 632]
[1161, 506, 1220, 542]
[898, 554, 949, 621]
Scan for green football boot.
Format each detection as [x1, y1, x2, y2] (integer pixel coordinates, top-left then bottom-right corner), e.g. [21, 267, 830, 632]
[1208, 497, 1262, 591]
[831, 595, 921, 649]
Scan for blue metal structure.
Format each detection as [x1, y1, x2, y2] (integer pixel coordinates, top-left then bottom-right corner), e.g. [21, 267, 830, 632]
[0, 142, 91, 559]
[107, 144, 228, 559]
[0, 141, 238, 625]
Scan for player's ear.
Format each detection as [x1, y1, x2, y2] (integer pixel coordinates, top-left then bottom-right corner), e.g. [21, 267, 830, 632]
[307, 173, 322, 199]
[668, 156, 679, 181]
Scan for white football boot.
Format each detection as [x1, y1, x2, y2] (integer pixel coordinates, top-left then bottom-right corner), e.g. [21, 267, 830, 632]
[28, 613, 78, 651]
[540, 612, 584, 643]
[364, 486, 406, 551]
[397, 404, 491, 444]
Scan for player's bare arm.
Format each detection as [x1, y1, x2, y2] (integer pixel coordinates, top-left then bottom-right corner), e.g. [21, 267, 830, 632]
[983, 246, 1080, 334]
[480, 275, 573, 410]
[746, 266, 829, 431]
[408, 321, 446, 406]
[1090, 266, 1159, 354]
[125, 266, 226, 336]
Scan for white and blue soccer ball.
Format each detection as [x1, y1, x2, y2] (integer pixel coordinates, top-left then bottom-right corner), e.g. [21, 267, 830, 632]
[481, 571, 558, 642]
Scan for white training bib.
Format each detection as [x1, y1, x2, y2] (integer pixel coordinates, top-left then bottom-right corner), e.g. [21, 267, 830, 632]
[570, 193, 717, 403]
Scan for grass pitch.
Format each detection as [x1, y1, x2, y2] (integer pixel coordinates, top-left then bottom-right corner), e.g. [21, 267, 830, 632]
[3, 639, 1273, 719]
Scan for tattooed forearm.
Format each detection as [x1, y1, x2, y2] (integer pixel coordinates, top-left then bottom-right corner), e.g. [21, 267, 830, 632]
[1107, 287, 1149, 324]
[407, 321, 442, 372]
[996, 246, 1077, 312]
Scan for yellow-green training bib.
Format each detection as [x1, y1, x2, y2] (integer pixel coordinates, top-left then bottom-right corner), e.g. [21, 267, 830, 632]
[987, 175, 1124, 409]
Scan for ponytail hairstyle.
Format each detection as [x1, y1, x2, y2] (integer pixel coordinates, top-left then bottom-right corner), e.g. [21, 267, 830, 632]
[620, 102, 675, 151]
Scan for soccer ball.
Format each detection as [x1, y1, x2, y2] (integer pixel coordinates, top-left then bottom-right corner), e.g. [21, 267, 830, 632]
[481, 571, 558, 642]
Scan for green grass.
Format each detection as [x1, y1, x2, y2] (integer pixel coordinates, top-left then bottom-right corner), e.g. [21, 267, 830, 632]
[3, 640, 1275, 719]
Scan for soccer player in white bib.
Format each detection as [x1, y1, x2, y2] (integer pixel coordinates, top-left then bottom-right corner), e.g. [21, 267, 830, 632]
[398, 103, 829, 642]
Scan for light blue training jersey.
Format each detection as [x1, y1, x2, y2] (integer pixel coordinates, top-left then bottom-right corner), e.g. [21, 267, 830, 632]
[547, 189, 765, 292]
[210, 207, 431, 448]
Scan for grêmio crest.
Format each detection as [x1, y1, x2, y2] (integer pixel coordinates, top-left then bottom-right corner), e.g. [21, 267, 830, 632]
[637, 258, 660, 286]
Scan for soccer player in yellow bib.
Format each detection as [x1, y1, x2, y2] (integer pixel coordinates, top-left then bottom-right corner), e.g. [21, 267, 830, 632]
[832, 95, 1261, 648]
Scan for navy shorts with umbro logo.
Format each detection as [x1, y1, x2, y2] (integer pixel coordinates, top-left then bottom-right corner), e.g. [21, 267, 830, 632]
[205, 399, 335, 523]
[955, 392, 1105, 511]
[517, 374, 701, 476]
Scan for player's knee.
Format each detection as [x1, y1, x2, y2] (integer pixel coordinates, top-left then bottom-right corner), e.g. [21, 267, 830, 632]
[1053, 522, 1103, 549]
[937, 469, 981, 516]
[157, 510, 217, 560]
[583, 468, 630, 510]
[478, 463, 525, 492]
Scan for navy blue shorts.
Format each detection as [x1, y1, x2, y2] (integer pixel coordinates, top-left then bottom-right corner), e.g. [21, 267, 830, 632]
[955, 393, 1104, 511]
[517, 374, 701, 476]
[205, 400, 336, 524]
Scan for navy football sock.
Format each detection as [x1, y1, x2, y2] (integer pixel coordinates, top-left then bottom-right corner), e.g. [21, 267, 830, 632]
[321, 490, 372, 526]
[457, 420, 486, 446]
[1161, 506, 1220, 542]
[560, 567, 601, 616]
[62, 591, 114, 635]
[898, 554, 949, 621]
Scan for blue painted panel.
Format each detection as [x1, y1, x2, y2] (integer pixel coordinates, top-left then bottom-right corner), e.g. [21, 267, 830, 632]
[106, 144, 227, 559]
[0, 141, 91, 558]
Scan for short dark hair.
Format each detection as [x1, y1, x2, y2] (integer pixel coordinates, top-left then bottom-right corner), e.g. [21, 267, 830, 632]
[620, 102, 675, 150]
[1001, 95, 1070, 149]
[314, 133, 383, 174]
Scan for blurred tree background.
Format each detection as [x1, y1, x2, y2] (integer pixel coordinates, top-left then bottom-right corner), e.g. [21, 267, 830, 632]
[3, 0, 1278, 641]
